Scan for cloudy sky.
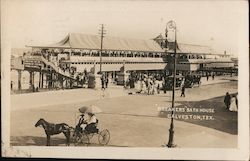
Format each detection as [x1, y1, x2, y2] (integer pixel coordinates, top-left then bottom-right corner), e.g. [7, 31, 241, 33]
[2, 0, 248, 56]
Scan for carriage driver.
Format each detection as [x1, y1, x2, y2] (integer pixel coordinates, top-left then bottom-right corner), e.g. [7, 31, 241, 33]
[76, 114, 85, 132]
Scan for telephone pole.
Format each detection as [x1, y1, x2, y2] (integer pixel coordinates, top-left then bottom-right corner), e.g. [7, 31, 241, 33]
[98, 24, 106, 73]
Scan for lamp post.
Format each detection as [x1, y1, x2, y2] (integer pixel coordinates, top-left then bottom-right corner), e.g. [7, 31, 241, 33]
[166, 20, 177, 148]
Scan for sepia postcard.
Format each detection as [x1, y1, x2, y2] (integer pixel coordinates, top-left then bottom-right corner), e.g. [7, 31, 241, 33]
[1, 0, 249, 160]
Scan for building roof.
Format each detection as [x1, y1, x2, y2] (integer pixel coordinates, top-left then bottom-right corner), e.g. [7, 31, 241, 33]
[27, 33, 165, 53]
[177, 43, 212, 54]
[165, 41, 213, 55]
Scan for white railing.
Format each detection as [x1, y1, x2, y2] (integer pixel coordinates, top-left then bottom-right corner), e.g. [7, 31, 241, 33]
[68, 56, 165, 63]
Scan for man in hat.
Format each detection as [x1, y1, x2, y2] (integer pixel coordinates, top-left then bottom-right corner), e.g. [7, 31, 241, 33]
[101, 74, 105, 90]
[224, 92, 231, 110]
[75, 114, 85, 133]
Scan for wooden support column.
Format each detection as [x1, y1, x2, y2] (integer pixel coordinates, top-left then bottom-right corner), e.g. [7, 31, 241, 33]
[32, 72, 35, 87]
[41, 73, 44, 88]
[48, 72, 52, 90]
[66, 78, 68, 88]
[39, 72, 41, 88]
[45, 73, 48, 89]
[61, 76, 64, 89]
[17, 70, 22, 90]
[51, 72, 54, 89]
[29, 71, 33, 86]
[29, 71, 35, 91]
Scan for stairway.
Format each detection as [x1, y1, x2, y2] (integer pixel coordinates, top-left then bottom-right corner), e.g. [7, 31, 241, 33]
[23, 55, 76, 80]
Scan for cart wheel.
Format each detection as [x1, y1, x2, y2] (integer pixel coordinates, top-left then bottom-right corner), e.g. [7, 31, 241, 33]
[98, 129, 110, 145]
[74, 133, 89, 146]
[88, 133, 95, 140]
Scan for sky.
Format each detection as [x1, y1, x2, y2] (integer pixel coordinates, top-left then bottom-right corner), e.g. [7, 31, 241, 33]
[2, 0, 248, 56]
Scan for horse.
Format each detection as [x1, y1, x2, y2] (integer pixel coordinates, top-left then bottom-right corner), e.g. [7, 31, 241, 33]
[35, 118, 73, 146]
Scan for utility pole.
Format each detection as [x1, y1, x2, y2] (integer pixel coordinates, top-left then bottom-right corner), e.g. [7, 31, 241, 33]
[98, 24, 106, 73]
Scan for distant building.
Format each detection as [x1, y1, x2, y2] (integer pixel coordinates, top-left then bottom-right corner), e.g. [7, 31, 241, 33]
[11, 32, 237, 90]
[153, 34, 235, 75]
[15, 33, 236, 80]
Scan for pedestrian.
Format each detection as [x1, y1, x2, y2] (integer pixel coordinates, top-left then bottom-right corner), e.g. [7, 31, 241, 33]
[212, 74, 215, 80]
[129, 77, 135, 89]
[156, 80, 160, 94]
[105, 76, 109, 88]
[229, 95, 237, 112]
[32, 84, 35, 92]
[224, 92, 231, 110]
[148, 79, 153, 95]
[180, 85, 185, 97]
[141, 80, 147, 94]
[101, 74, 105, 90]
[235, 93, 238, 108]
[206, 74, 209, 81]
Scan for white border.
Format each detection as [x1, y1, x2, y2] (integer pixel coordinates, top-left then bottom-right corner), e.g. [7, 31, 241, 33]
[1, 0, 249, 160]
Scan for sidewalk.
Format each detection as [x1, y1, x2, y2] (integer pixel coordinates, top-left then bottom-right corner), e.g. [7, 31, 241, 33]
[11, 75, 237, 111]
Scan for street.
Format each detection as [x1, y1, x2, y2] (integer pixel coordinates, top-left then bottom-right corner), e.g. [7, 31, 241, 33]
[10, 80, 238, 148]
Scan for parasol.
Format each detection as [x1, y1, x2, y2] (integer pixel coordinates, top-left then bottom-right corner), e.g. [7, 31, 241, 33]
[79, 105, 102, 114]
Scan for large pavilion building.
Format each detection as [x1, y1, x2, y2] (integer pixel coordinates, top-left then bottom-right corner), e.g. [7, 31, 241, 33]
[11, 32, 236, 89]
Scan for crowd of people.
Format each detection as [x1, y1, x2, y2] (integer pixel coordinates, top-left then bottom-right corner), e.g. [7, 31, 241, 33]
[125, 72, 201, 96]
[125, 73, 163, 95]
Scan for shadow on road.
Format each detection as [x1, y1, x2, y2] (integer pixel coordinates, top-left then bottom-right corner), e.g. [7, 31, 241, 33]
[159, 94, 238, 135]
[10, 136, 127, 147]
[10, 136, 68, 146]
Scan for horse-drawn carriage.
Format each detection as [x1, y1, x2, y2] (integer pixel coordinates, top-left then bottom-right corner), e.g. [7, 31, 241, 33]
[35, 105, 110, 146]
[72, 112, 110, 146]
[184, 74, 201, 88]
[162, 75, 184, 91]
[72, 121, 110, 146]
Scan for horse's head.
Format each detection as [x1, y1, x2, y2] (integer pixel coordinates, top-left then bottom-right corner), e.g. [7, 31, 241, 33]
[35, 118, 44, 127]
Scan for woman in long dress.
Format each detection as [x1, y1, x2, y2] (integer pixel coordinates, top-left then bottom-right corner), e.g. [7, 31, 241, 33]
[229, 96, 238, 112]
[141, 80, 147, 94]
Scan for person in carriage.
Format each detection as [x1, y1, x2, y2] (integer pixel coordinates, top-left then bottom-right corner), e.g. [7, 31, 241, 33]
[76, 113, 85, 133]
[77, 112, 99, 134]
[84, 112, 99, 134]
